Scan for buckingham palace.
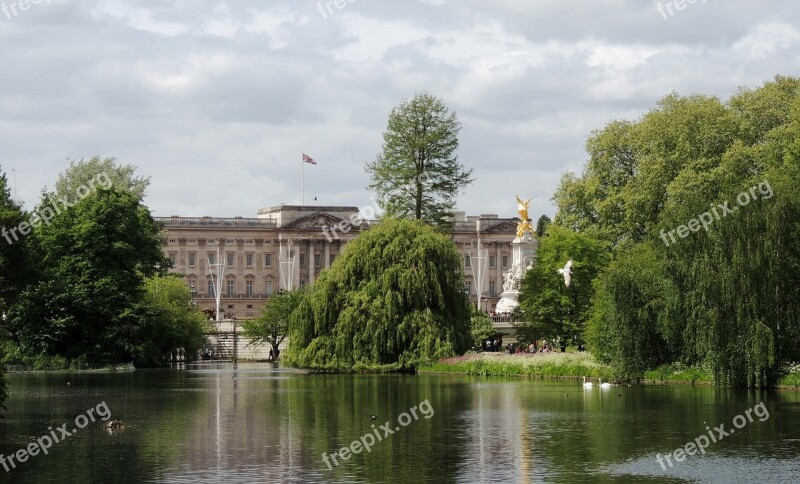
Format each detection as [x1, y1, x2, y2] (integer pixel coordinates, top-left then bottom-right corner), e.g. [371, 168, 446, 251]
[156, 204, 532, 320]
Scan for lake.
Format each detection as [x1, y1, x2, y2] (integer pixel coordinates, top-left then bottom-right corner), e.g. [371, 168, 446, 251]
[1, 363, 799, 483]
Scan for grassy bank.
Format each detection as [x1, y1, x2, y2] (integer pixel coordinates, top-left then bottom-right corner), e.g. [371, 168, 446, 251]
[642, 363, 713, 384]
[418, 352, 615, 380]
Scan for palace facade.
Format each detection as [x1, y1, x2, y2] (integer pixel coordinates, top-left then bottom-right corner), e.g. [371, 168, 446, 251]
[157, 205, 532, 320]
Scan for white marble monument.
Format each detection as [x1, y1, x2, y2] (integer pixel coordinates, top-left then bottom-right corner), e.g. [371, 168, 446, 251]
[495, 196, 537, 314]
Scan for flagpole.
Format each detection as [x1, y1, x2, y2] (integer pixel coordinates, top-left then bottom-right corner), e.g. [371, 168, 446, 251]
[301, 151, 304, 206]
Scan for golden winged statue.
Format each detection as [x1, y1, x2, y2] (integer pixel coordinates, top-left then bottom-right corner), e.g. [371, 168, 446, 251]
[515, 195, 534, 239]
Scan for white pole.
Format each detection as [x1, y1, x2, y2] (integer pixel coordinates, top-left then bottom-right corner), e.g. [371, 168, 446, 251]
[469, 225, 488, 311]
[208, 245, 224, 324]
[301, 152, 305, 206]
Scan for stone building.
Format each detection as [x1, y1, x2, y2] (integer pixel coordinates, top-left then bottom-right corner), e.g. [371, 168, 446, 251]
[157, 205, 530, 320]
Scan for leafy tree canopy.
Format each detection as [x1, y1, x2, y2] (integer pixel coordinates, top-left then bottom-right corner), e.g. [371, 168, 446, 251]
[366, 93, 473, 228]
[243, 290, 304, 360]
[555, 75, 800, 387]
[285, 218, 472, 371]
[8, 187, 171, 365]
[517, 225, 609, 345]
[50, 156, 150, 204]
[470, 305, 495, 349]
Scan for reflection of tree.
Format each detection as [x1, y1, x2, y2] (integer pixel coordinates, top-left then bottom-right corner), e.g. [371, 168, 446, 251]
[0, 371, 205, 482]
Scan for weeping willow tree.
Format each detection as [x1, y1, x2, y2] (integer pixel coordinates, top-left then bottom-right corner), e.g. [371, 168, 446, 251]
[577, 76, 800, 387]
[285, 218, 471, 371]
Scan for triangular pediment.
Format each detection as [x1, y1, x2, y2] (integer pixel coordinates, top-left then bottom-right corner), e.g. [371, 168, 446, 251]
[481, 220, 518, 234]
[281, 212, 348, 230]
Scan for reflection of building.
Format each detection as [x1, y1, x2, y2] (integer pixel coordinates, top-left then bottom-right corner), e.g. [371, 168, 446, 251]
[157, 204, 529, 320]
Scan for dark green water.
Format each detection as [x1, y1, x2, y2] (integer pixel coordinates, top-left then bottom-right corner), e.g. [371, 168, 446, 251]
[1, 364, 799, 483]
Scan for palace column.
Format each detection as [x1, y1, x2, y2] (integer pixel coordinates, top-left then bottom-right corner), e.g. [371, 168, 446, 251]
[308, 239, 315, 284]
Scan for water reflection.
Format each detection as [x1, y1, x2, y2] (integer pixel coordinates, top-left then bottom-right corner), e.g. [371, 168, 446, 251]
[1, 365, 799, 483]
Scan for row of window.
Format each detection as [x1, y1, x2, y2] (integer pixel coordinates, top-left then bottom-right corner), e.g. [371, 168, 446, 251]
[169, 252, 338, 269]
[464, 280, 499, 296]
[464, 255, 509, 269]
[196, 279, 498, 298]
[197, 279, 314, 297]
[172, 252, 510, 272]
[200, 280, 275, 297]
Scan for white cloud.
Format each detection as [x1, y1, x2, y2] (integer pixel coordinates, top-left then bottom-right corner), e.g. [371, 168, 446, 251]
[731, 22, 800, 60]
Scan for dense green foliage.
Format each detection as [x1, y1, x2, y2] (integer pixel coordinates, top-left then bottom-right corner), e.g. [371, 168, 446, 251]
[516, 226, 609, 345]
[0, 168, 31, 411]
[242, 290, 304, 360]
[50, 156, 150, 203]
[536, 214, 551, 237]
[142, 276, 211, 365]
[550, 75, 800, 387]
[285, 219, 471, 370]
[366, 93, 474, 227]
[1, 160, 206, 370]
[419, 352, 613, 379]
[470, 305, 495, 349]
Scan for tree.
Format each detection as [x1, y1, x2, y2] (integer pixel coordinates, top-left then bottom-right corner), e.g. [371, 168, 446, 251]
[366, 93, 473, 227]
[243, 290, 304, 361]
[8, 187, 169, 365]
[0, 167, 34, 310]
[285, 218, 472, 371]
[470, 305, 495, 349]
[553, 75, 800, 387]
[587, 243, 677, 378]
[535, 215, 551, 237]
[50, 156, 150, 203]
[141, 276, 211, 364]
[517, 225, 609, 345]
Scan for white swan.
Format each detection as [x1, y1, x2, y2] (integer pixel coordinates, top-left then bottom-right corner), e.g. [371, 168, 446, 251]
[582, 376, 593, 389]
[599, 378, 612, 389]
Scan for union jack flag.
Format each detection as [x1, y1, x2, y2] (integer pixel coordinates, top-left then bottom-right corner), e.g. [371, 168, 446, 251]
[302, 153, 317, 165]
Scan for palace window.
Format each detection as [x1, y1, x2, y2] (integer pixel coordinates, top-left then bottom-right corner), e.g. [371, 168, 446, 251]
[502, 255, 509, 269]
[246, 281, 253, 296]
[489, 280, 496, 296]
[265, 254, 273, 267]
[246, 254, 253, 267]
[226, 280, 234, 296]
[299, 254, 306, 268]
[489, 255, 496, 268]
[227, 254, 235, 267]
[207, 280, 214, 296]
[314, 254, 321, 268]
[465, 255, 471, 269]
[188, 253, 196, 267]
[265, 280, 273, 295]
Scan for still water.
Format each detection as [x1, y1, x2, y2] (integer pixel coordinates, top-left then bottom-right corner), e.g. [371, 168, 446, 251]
[1, 363, 799, 483]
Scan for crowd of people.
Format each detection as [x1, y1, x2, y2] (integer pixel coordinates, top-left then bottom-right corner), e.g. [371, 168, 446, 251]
[479, 337, 587, 354]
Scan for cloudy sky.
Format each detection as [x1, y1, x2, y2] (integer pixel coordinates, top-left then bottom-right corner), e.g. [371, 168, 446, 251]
[1, 0, 798, 220]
